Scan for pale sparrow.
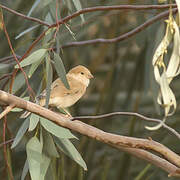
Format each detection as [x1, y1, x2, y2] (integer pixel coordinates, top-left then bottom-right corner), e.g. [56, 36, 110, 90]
[21, 65, 93, 117]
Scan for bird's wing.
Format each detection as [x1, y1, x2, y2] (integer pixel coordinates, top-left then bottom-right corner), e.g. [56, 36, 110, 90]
[50, 76, 86, 99]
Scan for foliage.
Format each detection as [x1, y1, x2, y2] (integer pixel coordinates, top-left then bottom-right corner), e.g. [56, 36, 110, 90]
[0, 0, 180, 180]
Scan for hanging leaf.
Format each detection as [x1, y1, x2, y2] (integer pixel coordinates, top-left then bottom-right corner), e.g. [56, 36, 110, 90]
[21, 159, 29, 180]
[15, 49, 47, 68]
[53, 52, 70, 89]
[15, 25, 39, 40]
[28, 58, 43, 78]
[27, 0, 41, 17]
[11, 107, 23, 112]
[26, 137, 42, 180]
[166, 20, 180, 83]
[11, 117, 29, 149]
[159, 72, 176, 116]
[39, 154, 51, 179]
[29, 113, 40, 131]
[40, 117, 77, 139]
[43, 129, 59, 158]
[45, 55, 53, 108]
[54, 137, 87, 170]
[71, 0, 84, 23]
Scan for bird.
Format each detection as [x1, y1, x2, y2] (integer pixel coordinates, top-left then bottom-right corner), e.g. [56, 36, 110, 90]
[21, 65, 93, 118]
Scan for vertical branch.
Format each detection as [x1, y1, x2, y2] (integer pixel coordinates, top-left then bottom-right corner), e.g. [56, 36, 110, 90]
[3, 115, 14, 180]
[1, 10, 35, 99]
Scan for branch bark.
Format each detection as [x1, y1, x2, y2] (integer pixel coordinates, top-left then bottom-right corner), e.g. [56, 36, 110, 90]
[0, 90, 180, 177]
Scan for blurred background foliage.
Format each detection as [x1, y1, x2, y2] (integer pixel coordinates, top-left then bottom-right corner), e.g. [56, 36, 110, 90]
[0, 0, 180, 179]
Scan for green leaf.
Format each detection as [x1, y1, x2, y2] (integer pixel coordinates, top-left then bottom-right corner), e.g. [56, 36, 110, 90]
[40, 154, 51, 179]
[71, 0, 84, 23]
[43, 0, 52, 7]
[54, 137, 87, 170]
[45, 55, 53, 108]
[15, 49, 47, 68]
[27, 0, 41, 17]
[28, 58, 43, 78]
[15, 25, 39, 40]
[29, 113, 40, 131]
[11, 117, 29, 149]
[11, 107, 23, 112]
[53, 52, 70, 89]
[43, 129, 59, 158]
[26, 137, 43, 180]
[21, 159, 29, 180]
[40, 117, 76, 139]
[0, 63, 14, 74]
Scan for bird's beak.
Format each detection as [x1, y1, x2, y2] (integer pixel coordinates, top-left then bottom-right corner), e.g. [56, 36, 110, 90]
[88, 74, 94, 79]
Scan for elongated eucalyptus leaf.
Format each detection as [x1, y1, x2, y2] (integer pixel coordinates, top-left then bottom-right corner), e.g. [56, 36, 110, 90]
[15, 49, 47, 68]
[45, 55, 53, 108]
[166, 20, 180, 83]
[43, 129, 59, 158]
[28, 58, 43, 78]
[0, 8, 3, 30]
[43, 0, 52, 6]
[11, 117, 29, 148]
[21, 159, 29, 180]
[26, 137, 42, 180]
[29, 113, 40, 131]
[40, 117, 77, 139]
[159, 72, 176, 116]
[72, 0, 84, 22]
[152, 23, 172, 67]
[11, 107, 23, 112]
[15, 25, 39, 40]
[40, 154, 51, 179]
[54, 137, 87, 170]
[53, 52, 70, 89]
[27, 0, 41, 17]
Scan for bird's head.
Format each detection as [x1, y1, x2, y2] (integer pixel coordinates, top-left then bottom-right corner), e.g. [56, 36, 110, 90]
[67, 65, 93, 87]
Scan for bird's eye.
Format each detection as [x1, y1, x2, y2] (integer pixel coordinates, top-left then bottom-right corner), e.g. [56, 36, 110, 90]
[81, 72, 84, 75]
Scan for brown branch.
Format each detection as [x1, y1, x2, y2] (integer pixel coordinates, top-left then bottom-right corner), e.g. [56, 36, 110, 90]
[0, 90, 180, 176]
[61, 8, 178, 48]
[0, 139, 14, 148]
[0, 104, 15, 120]
[0, 55, 21, 63]
[1, 11, 35, 99]
[51, 4, 177, 28]
[3, 115, 14, 180]
[72, 112, 180, 140]
[0, 4, 50, 27]
[0, 73, 12, 81]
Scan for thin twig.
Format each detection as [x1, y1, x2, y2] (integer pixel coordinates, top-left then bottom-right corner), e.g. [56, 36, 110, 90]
[3, 115, 14, 180]
[61, 8, 178, 48]
[51, 4, 177, 28]
[0, 104, 15, 120]
[0, 73, 12, 81]
[0, 4, 50, 27]
[0, 55, 21, 63]
[72, 111, 180, 140]
[0, 139, 14, 148]
[1, 11, 35, 99]
[10, 29, 48, 94]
